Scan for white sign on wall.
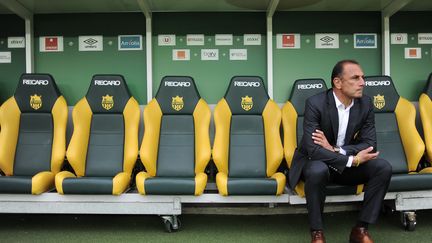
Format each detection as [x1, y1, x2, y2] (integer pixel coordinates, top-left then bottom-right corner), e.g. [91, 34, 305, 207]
[404, 48, 422, 59]
[201, 49, 219, 61]
[215, 34, 233, 46]
[229, 49, 247, 60]
[39, 36, 64, 52]
[79, 36, 103, 51]
[276, 34, 301, 49]
[315, 33, 339, 49]
[187, 34, 205, 46]
[244, 34, 261, 45]
[418, 33, 432, 44]
[158, 34, 176, 46]
[0, 52, 12, 63]
[172, 49, 190, 61]
[391, 33, 408, 44]
[7, 37, 25, 48]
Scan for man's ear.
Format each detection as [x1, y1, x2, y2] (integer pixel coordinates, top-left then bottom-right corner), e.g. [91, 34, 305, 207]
[333, 77, 342, 89]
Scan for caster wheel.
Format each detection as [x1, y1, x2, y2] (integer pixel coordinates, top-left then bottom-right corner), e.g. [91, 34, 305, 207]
[162, 215, 181, 233]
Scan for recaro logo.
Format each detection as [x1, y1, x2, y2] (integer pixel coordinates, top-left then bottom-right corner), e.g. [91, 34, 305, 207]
[164, 81, 191, 87]
[297, 83, 323, 90]
[94, 80, 121, 86]
[234, 81, 261, 87]
[23, 79, 49, 85]
[365, 80, 391, 86]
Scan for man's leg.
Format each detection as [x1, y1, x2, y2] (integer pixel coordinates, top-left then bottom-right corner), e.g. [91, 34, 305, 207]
[331, 158, 392, 224]
[302, 160, 330, 230]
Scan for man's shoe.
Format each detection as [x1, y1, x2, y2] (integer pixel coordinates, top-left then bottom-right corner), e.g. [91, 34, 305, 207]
[349, 227, 373, 243]
[311, 230, 325, 243]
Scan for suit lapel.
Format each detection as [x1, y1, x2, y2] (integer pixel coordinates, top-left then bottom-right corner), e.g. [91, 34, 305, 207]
[344, 99, 360, 144]
[327, 90, 339, 143]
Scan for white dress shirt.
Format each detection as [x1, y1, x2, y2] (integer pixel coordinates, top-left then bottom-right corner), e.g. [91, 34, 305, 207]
[332, 92, 354, 167]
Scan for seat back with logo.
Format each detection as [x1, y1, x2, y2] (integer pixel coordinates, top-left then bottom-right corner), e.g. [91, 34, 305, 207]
[364, 76, 431, 191]
[282, 79, 364, 196]
[419, 73, 432, 162]
[0, 74, 67, 194]
[213, 76, 285, 195]
[55, 75, 139, 195]
[137, 76, 211, 195]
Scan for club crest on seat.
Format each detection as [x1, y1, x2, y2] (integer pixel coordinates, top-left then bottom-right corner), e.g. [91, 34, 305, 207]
[102, 94, 114, 110]
[172, 96, 184, 111]
[374, 94, 385, 110]
[30, 94, 42, 110]
[241, 96, 253, 111]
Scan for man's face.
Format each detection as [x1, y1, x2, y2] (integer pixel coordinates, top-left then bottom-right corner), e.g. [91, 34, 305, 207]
[334, 63, 365, 99]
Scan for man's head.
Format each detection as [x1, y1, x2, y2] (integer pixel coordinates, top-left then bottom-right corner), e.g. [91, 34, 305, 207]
[331, 60, 365, 99]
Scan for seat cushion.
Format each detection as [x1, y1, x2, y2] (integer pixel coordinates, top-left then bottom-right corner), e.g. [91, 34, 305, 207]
[227, 178, 277, 195]
[388, 173, 432, 192]
[143, 177, 196, 195]
[0, 176, 32, 193]
[62, 177, 114, 194]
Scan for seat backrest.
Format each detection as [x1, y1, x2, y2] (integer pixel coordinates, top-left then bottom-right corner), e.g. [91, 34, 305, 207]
[282, 78, 327, 167]
[66, 75, 139, 177]
[0, 73, 67, 176]
[363, 76, 424, 173]
[140, 76, 210, 177]
[419, 73, 432, 161]
[213, 76, 283, 178]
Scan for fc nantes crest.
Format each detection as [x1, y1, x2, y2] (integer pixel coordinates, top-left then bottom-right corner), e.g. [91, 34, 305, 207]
[374, 94, 385, 110]
[102, 94, 114, 110]
[172, 96, 184, 111]
[30, 94, 42, 110]
[241, 96, 253, 111]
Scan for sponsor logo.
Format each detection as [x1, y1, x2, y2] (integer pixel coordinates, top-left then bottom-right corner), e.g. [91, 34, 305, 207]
[45, 37, 59, 50]
[119, 35, 142, 50]
[101, 94, 114, 110]
[316, 34, 339, 49]
[276, 34, 300, 49]
[234, 81, 260, 87]
[391, 33, 408, 44]
[201, 49, 219, 60]
[84, 38, 98, 46]
[404, 48, 422, 59]
[241, 96, 253, 111]
[297, 83, 323, 90]
[373, 94, 385, 110]
[164, 81, 191, 87]
[23, 79, 49, 85]
[30, 94, 42, 110]
[8, 37, 25, 48]
[215, 34, 233, 46]
[365, 80, 391, 86]
[229, 49, 247, 60]
[354, 34, 377, 48]
[418, 33, 432, 44]
[39, 36, 63, 52]
[186, 34, 204, 46]
[244, 34, 261, 45]
[0, 52, 12, 63]
[94, 80, 121, 86]
[172, 49, 190, 61]
[171, 96, 184, 111]
[79, 36, 103, 51]
[158, 35, 176, 46]
[283, 34, 295, 47]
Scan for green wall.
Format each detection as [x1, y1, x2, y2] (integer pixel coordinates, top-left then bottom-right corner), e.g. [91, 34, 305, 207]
[0, 15, 25, 102]
[153, 12, 267, 104]
[34, 13, 147, 105]
[273, 12, 382, 103]
[390, 12, 432, 101]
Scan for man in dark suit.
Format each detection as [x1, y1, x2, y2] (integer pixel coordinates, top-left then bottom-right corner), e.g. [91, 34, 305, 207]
[289, 60, 392, 243]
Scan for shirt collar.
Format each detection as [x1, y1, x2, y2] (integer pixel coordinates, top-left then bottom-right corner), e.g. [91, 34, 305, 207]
[333, 91, 354, 110]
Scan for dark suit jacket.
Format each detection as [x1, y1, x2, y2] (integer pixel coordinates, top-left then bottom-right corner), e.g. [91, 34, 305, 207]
[288, 89, 377, 189]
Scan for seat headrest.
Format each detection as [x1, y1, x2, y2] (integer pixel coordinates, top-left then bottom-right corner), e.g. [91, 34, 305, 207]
[14, 73, 61, 113]
[86, 75, 132, 114]
[289, 78, 327, 116]
[155, 76, 201, 115]
[363, 76, 400, 113]
[423, 73, 432, 98]
[224, 76, 269, 115]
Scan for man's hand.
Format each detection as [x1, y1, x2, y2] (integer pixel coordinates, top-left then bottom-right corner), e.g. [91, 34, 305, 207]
[312, 129, 333, 151]
[356, 146, 379, 165]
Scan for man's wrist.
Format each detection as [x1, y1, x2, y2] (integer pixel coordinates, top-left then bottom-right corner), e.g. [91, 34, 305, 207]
[333, 146, 340, 153]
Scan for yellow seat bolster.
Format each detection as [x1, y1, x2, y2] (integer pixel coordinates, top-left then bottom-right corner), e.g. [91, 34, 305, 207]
[395, 97, 425, 172]
[213, 99, 231, 175]
[136, 172, 153, 195]
[32, 171, 55, 195]
[419, 94, 432, 162]
[356, 184, 364, 195]
[193, 99, 211, 174]
[51, 96, 68, 174]
[0, 98, 21, 176]
[419, 167, 432, 174]
[216, 172, 228, 196]
[262, 100, 284, 177]
[271, 172, 286, 195]
[55, 171, 76, 194]
[112, 172, 131, 195]
[122, 98, 140, 174]
[295, 180, 306, 197]
[66, 98, 93, 177]
[194, 172, 208, 196]
[140, 99, 162, 177]
[281, 101, 298, 168]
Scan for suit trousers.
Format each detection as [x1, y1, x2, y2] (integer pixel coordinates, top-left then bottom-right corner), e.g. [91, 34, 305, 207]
[301, 158, 392, 230]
